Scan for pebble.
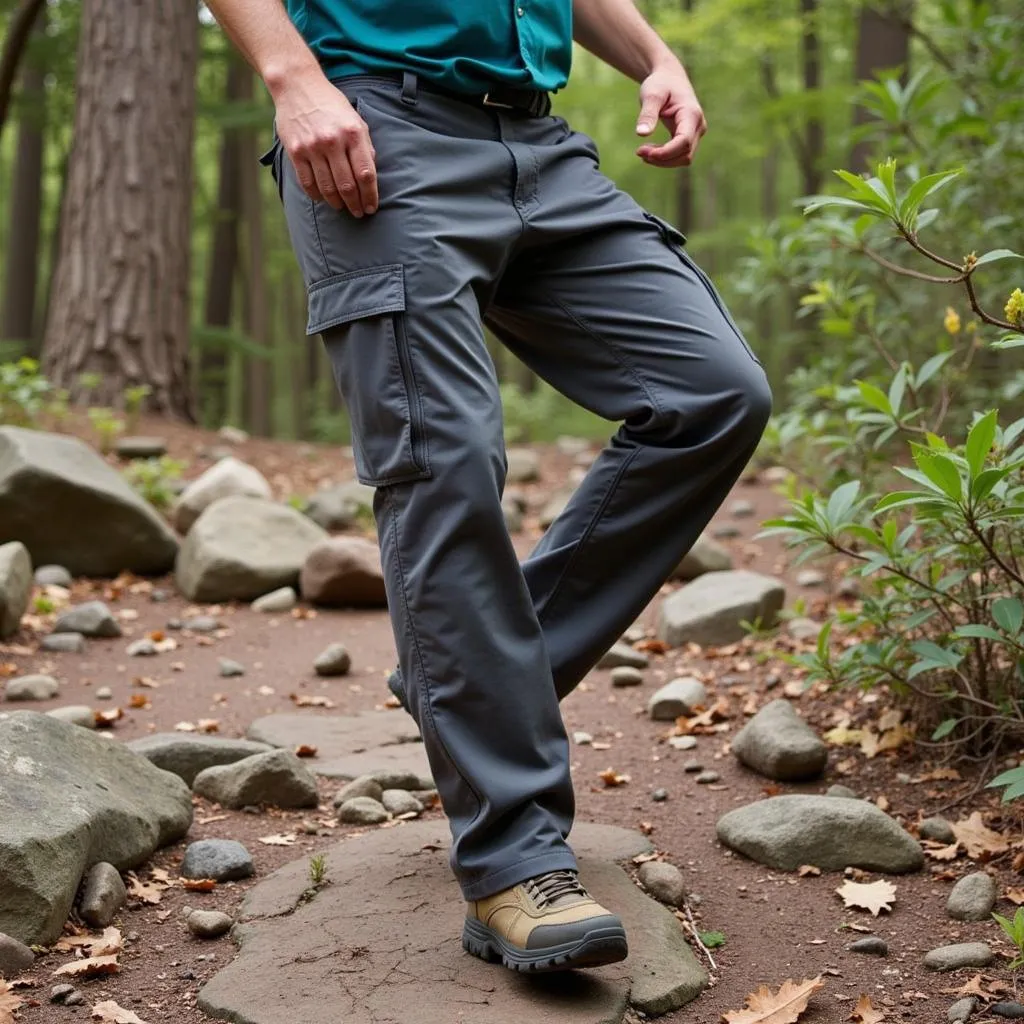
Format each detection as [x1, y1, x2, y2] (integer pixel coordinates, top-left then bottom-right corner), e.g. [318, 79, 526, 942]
[730, 500, 756, 518]
[116, 436, 168, 459]
[65, 991, 86, 1006]
[184, 615, 220, 633]
[713, 524, 741, 539]
[46, 705, 96, 728]
[825, 784, 859, 800]
[651, 788, 668, 802]
[338, 796, 390, 824]
[41, 632, 86, 653]
[314, 643, 352, 677]
[948, 997, 976, 1022]
[53, 600, 122, 638]
[787, 617, 822, 642]
[95, 686, 113, 700]
[683, 761, 704, 773]
[0, 931, 34, 977]
[621, 625, 646, 644]
[637, 861, 685, 906]
[79, 862, 127, 928]
[596, 642, 650, 670]
[796, 570, 826, 588]
[920, 816, 956, 844]
[150, 588, 169, 603]
[991, 1003, 1024, 1018]
[947, 871, 998, 921]
[218, 658, 246, 678]
[332, 776, 384, 807]
[848, 937, 888, 956]
[252, 586, 297, 613]
[35, 565, 72, 587]
[764, 673, 781, 690]
[837, 577, 861, 598]
[381, 790, 423, 816]
[695, 771, 720, 785]
[610, 666, 644, 688]
[180, 839, 254, 882]
[669, 735, 697, 751]
[572, 731, 593, 746]
[648, 677, 708, 721]
[127, 638, 157, 657]
[50, 984, 75, 1004]
[5, 674, 59, 702]
[924, 942, 994, 971]
[187, 910, 234, 939]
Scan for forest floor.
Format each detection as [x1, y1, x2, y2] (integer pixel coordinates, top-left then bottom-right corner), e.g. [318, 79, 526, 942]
[6, 415, 1024, 1024]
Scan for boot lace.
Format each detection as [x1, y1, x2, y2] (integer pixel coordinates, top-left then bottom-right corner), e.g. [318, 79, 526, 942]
[524, 870, 588, 909]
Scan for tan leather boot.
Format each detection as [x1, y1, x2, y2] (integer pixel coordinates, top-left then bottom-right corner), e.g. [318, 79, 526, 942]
[463, 869, 628, 972]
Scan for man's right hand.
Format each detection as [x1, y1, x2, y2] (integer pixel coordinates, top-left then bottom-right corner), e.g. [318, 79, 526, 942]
[271, 71, 378, 217]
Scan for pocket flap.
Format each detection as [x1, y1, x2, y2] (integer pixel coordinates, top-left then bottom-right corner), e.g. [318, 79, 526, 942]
[306, 264, 406, 336]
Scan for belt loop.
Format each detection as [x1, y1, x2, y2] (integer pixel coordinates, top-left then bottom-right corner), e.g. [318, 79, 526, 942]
[401, 72, 418, 106]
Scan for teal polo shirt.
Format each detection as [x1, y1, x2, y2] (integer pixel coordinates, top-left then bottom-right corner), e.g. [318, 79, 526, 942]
[286, 1, 573, 95]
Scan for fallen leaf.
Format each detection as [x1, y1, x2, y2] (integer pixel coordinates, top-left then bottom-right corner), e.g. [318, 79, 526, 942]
[859, 730, 881, 759]
[634, 639, 670, 655]
[939, 973, 992, 999]
[196, 718, 220, 733]
[290, 694, 336, 709]
[0, 979, 25, 1024]
[848, 993, 885, 1023]
[52, 955, 120, 979]
[258, 834, 297, 846]
[55, 927, 123, 957]
[598, 768, 630, 787]
[923, 841, 961, 861]
[132, 676, 160, 689]
[174, 721, 196, 732]
[722, 976, 825, 1023]
[1007, 887, 1024, 906]
[180, 878, 217, 892]
[592, 741, 612, 750]
[876, 709, 903, 732]
[877, 723, 913, 752]
[875, 795, 890, 812]
[93, 708, 123, 728]
[129, 694, 150, 709]
[126, 874, 166, 905]
[294, 744, 318, 758]
[951, 812, 1010, 859]
[91, 999, 150, 1023]
[797, 865, 821, 877]
[822, 726, 865, 747]
[913, 767, 961, 782]
[835, 879, 896, 916]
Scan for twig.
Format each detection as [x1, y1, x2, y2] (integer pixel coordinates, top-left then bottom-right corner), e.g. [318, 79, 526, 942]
[680, 901, 717, 971]
[964, 273, 1017, 331]
[860, 245, 963, 284]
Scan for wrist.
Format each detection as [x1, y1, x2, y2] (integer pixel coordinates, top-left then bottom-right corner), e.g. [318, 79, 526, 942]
[262, 52, 325, 100]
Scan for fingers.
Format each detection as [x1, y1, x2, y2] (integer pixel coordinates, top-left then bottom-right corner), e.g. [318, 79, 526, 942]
[346, 131, 379, 215]
[286, 112, 377, 216]
[636, 90, 667, 137]
[637, 109, 707, 167]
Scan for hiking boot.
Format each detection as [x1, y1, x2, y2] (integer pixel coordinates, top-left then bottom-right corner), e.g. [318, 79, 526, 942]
[463, 869, 628, 972]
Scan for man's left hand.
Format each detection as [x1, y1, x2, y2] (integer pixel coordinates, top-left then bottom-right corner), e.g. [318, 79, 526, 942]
[635, 66, 706, 168]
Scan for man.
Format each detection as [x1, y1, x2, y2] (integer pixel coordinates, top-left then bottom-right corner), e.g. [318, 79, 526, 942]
[206, 0, 770, 975]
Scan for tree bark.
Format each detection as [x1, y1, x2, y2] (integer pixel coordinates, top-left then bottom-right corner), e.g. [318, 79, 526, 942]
[800, 0, 824, 195]
[42, 0, 198, 420]
[0, 5, 46, 352]
[0, 0, 46, 142]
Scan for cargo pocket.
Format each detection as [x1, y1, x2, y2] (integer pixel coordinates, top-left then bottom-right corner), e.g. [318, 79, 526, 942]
[310, 265, 432, 487]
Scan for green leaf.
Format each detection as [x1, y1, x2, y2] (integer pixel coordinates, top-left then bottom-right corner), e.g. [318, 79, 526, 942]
[911, 447, 963, 501]
[953, 624, 1003, 641]
[857, 380, 892, 415]
[825, 480, 861, 526]
[914, 352, 954, 389]
[931, 718, 959, 740]
[899, 169, 962, 227]
[834, 169, 895, 214]
[803, 196, 881, 216]
[875, 158, 899, 210]
[988, 765, 1024, 789]
[974, 248, 1023, 266]
[965, 410, 998, 479]
[993, 597, 1024, 635]
[910, 640, 962, 669]
[888, 364, 908, 419]
[972, 466, 1011, 503]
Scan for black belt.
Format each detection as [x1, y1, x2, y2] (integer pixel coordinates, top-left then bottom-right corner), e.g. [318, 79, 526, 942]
[349, 72, 552, 119]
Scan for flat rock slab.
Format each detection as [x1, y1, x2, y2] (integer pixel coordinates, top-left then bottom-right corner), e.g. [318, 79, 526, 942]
[247, 711, 429, 780]
[198, 821, 705, 1024]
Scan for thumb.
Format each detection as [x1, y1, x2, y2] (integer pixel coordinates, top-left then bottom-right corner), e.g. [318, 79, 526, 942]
[636, 87, 666, 136]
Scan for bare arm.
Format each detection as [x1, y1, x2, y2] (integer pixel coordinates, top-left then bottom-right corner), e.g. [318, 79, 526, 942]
[573, 0, 706, 167]
[205, 0, 377, 216]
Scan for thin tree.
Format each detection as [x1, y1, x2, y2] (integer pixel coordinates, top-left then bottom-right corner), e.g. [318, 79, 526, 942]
[0, 0, 46, 141]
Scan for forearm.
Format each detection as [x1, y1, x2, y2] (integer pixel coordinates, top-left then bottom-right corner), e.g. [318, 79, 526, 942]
[572, 0, 680, 82]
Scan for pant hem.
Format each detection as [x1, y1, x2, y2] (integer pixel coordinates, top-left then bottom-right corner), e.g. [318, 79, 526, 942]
[460, 850, 579, 902]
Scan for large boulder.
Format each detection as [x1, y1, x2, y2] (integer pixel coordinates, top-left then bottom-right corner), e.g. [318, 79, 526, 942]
[127, 733, 273, 786]
[176, 496, 328, 602]
[0, 711, 192, 945]
[0, 427, 178, 577]
[730, 699, 828, 781]
[304, 481, 375, 531]
[0, 541, 31, 638]
[657, 570, 785, 647]
[171, 456, 272, 534]
[716, 795, 924, 873]
[300, 536, 387, 608]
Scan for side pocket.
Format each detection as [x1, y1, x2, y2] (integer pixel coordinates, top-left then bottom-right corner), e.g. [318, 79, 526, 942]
[312, 265, 432, 487]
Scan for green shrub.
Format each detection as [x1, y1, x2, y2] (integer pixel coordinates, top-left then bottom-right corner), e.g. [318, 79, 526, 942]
[87, 407, 125, 453]
[0, 358, 54, 426]
[123, 456, 185, 510]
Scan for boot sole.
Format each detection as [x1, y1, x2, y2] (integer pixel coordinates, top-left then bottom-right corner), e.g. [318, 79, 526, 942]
[462, 916, 628, 973]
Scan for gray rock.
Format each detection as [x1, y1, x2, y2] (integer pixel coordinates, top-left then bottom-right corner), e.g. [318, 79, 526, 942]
[46, 705, 95, 728]
[0, 931, 34, 978]
[181, 839, 254, 882]
[95, 686, 113, 700]
[797, 569, 826, 588]
[924, 942, 994, 971]
[920, 816, 956, 844]
[0, 426, 178, 576]
[299, 536, 387, 608]
[648, 677, 707, 721]
[41, 631, 86, 653]
[826, 784, 859, 800]
[672, 534, 733, 581]
[573, 731, 593, 746]
[338, 796, 390, 824]
[177, 496, 328, 603]
[78, 862, 126, 928]
[381, 790, 423, 816]
[638, 861, 685, 906]
[730, 500, 755, 518]
[556, 436, 590, 456]
[126, 638, 157, 657]
[657, 571, 785, 648]
[597, 642, 650, 670]
[34, 564, 72, 587]
[218, 658, 245, 678]
[651, 788, 668, 802]
[303, 480, 375, 531]
[172, 456, 272, 534]
[611, 666, 644, 688]
[218, 425, 249, 445]
[184, 614, 220, 633]
[116, 436, 167, 459]
[187, 909, 234, 939]
[947, 872, 998, 921]
[64, 990, 86, 1006]
[53, 600, 122, 638]
[712, 524, 741, 539]
[716, 795, 924, 873]
[367, 770, 431, 791]
[252, 586, 297, 613]
[848, 937, 888, 956]
[314, 643, 351, 677]
[683, 760, 704, 773]
[670, 735, 698, 751]
[948, 997, 976, 1022]
[837, 577, 861, 598]
[539, 488, 575, 530]
[505, 447, 540, 484]
[192, 749, 319, 809]
[127, 734, 273, 786]
[5, 674, 58, 702]
[51, 983, 75, 1003]
[0, 542, 31, 638]
[787, 617, 822, 642]
[731, 700, 827, 782]
[695, 771, 720, 784]
[501, 497, 523, 533]
[331, 776, 384, 807]
[0, 711, 192, 945]
[992, 1003, 1024, 1018]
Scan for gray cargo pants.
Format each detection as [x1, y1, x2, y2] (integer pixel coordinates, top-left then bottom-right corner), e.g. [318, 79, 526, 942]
[265, 72, 771, 901]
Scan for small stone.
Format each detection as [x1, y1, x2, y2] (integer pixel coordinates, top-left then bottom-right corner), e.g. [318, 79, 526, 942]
[367, 770, 432, 791]
[991, 1002, 1024, 1018]
[555, 436, 590, 457]
[672, 534, 733, 581]
[924, 942, 994, 971]
[187, 910, 234, 939]
[53, 600, 122, 638]
[669, 735, 697, 751]
[683, 761, 704, 773]
[764, 672, 781, 690]
[837, 577, 861, 598]
[0, 931, 34, 977]
[150, 588, 169, 603]
[251, 586, 297, 613]
[218, 658, 245, 678]
[825, 784, 859, 800]
[127, 638, 157, 657]
[505, 447, 540, 484]
[695, 771, 720, 785]
[332, 776, 384, 807]
[219, 425, 249, 445]
[948, 998, 976, 1022]
[848, 937, 888, 956]
[621, 625, 646, 644]
[730, 699, 827, 782]
[50, 983, 75, 1003]
[184, 615, 220, 633]
[947, 872, 998, 921]
[729, 500, 755, 518]
[787, 617, 822, 642]
[116, 436, 167, 459]
[64, 990, 86, 1006]
[193, 750, 319, 809]
[610, 666, 644, 688]
[596, 642, 650, 670]
[5, 674, 59, 702]
[0, 541, 32, 638]
[648, 677, 707, 721]
[573, 731, 593, 746]
[920, 816, 956, 844]
[338, 796, 390, 825]
[314, 643, 351, 677]
[796, 570, 826, 588]
[78, 862, 127, 928]
[651, 788, 668, 802]
[41, 632, 86, 653]
[712, 524, 741, 539]
[381, 790, 423, 816]
[181, 839, 255, 882]
[637, 861, 685, 906]
[35, 565, 72, 587]
[46, 704, 96, 728]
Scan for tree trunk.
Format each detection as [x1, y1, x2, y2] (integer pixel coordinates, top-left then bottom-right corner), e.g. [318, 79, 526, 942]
[801, 0, 824, 195]
[0, 5, 46, 352]
[42, 0, 198, 420]
[850, 4, 912, 172]
[0, 0, 46, 142]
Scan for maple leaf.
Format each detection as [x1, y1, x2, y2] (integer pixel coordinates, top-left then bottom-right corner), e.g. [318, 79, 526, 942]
[823, 726, 864, 747]
[835, 879, 896, 916]
[951, 812, 1010, 859]
[722, 976, 825, 1023]
[940, 973, 990, 998]
[126, 873, 166, 905]
[52, 954, 120, 979]
[91, 1000, 150, 1024]
[0, 979, 25, 1024]
[848, 994, 885, 1023]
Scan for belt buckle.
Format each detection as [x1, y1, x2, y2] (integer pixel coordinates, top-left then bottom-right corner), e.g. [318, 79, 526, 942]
[482, 91, 515, 110]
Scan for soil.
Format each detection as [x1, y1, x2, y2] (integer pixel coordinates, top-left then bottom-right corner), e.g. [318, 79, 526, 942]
[4, 417, 1023, 1024]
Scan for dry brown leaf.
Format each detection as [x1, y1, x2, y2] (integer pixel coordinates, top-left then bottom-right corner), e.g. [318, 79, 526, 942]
[128, 694, 150, 709]
[126, 874, 165, 905]
[93, 708, 123, 728]
[0, 979, 25, 1024]
[940, 973, 991, 999]
[914, 767, 961, 782]
[174, 721, 196, 732]
[258, 833, 296, 846]
[634, 639, 670, 655]
[923, 841, 961, 861]
[52, 955, 120, 979]
[835, 879, 896, 916]
[91, 999, 150, 1023]
[180, 878, 217, 892]
[876, 709, 903, 732]
[132, 676, 160, 689]
[823, 726, 864, 747]
[196, 718, 220, 733]
[290, 694, 336, 709]
[722, 976, 825, 1024]
[294, 744, 318, 758]
[876, 723, 913, 752]
[55, 926, 123, 957]
[859, 730, 881, 759]
[598, 767, 630, 787]
[1006, 887, 1024, 906]
[951, 812, 1010, 859]
[848, 994, 885, 1023]
[797, 865, 821, 877]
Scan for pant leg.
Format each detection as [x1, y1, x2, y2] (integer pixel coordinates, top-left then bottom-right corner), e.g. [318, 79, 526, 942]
[484, 124, 772, 697]
[270, 78, 579, 899]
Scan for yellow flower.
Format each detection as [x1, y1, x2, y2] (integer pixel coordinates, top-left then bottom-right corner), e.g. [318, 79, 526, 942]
[1006, 288, 1024, 328]
[943, 307, 961, 334]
